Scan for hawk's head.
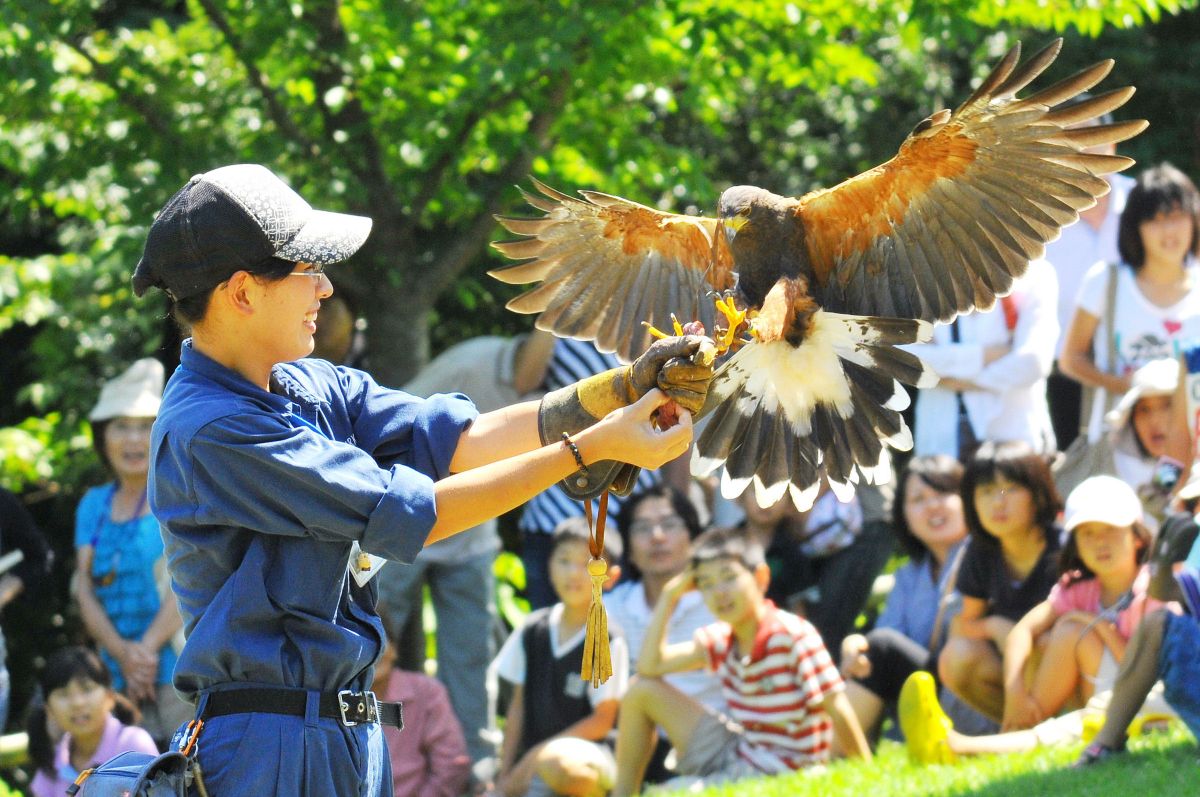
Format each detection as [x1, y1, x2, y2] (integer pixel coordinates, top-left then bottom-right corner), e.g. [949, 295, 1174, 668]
[716, 185, 779, 243]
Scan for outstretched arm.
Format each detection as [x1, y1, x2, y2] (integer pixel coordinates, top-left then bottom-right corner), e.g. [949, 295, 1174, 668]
[428, 391, 692, 545]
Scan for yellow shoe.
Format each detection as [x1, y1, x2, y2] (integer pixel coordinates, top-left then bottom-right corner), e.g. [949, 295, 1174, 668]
[898, 671, 957, 765]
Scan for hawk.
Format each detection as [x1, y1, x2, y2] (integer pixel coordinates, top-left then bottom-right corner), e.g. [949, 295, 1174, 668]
[490, 39, 1146, 509]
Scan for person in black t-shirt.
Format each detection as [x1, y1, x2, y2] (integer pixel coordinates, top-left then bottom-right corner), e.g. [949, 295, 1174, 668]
[938, 441, 1063, 724]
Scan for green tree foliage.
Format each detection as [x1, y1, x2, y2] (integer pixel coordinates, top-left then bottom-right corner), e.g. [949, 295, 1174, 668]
[0, 0, 1194, 737]
[0, 0, 1195, 503]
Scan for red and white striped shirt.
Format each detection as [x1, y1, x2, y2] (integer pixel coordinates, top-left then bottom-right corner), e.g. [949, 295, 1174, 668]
[694, 603, 843, 773]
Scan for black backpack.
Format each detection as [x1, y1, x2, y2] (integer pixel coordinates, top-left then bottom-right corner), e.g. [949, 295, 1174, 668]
[67, 750, 192, 797]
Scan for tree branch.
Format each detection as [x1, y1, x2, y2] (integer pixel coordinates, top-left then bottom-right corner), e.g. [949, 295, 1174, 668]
[422, 73, 570, 301]
[194, 0, 322, 158]
[300, 0, 403, 223]
[403, 81, 538, 233]
[66, 41, 179, 145]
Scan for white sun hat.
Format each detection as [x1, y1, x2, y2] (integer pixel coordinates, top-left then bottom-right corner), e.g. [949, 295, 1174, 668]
[88, 358, 165, 422]
[1106, 358, 1178, 433]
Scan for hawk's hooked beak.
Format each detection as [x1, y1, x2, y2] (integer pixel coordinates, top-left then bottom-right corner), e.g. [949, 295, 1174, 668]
[722, 215, 747, 244]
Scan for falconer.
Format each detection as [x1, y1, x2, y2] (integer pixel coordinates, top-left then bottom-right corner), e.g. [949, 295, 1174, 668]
[132, 163, 712, 796]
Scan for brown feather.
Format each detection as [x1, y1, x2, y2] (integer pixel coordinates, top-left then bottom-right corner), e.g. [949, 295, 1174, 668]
[957, 42, 1024, 109]
[1048, 119, 1149, 149]
[1043, 87, 1137, 126]
[494, 215, 552, 236]
[991, 39, 1062, 98]
[1014, 60, 1114, 110]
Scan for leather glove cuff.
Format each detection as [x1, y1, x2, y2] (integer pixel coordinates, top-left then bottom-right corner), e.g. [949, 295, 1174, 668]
[538, 375, 632, 501]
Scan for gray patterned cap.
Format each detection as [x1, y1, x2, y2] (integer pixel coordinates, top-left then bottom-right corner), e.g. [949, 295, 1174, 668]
[133, 164, 372, 299]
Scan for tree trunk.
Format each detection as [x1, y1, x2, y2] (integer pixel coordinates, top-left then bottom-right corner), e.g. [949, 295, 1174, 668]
[341, 215, 432, 387]
[361, 288, 432, 388]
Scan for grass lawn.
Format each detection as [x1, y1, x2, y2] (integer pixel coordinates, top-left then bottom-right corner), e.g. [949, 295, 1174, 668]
[657, 725, 1197, 797]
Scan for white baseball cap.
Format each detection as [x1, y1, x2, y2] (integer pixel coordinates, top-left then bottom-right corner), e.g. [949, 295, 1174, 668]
[1062, 475, 1143, 532]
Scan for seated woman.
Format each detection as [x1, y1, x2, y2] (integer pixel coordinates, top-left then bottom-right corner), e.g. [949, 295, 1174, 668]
[840, 456, 968, 747]
[937, 441, 1063, 724]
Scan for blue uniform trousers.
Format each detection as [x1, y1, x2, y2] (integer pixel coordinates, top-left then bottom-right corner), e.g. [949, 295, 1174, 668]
[178, 693, 390, 796]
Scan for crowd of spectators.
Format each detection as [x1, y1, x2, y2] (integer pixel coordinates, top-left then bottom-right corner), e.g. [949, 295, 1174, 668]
[4, 155, 1200, 797]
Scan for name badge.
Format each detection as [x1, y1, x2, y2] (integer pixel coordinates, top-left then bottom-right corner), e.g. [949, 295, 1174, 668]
[349, 541, 387, 587]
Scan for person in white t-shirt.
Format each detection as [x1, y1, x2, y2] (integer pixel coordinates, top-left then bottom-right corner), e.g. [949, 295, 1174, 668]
[606, 485, 722, 784]
[608, 486, 722, 708]
[905, 258, 1059, 459]
[1060, 162, 1200, 443]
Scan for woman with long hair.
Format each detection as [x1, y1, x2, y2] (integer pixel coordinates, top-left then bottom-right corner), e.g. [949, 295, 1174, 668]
[1060, 162, 1200, 441]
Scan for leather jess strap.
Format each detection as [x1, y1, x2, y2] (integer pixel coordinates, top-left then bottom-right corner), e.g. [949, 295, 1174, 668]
[202, 687, 403, 729]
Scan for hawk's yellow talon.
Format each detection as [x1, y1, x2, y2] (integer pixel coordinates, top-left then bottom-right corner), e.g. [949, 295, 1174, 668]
[711, 296, 750, 353]
[642, 321, 670, 340]
[670, 314, 685, 336]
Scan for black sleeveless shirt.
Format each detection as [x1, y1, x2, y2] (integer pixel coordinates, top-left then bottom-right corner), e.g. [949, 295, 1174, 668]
[517, 607, 609, 757]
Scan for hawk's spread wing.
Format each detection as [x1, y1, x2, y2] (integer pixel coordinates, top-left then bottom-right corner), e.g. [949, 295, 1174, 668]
[490, 180, 731, 363]
[797, 39, 1147, 323]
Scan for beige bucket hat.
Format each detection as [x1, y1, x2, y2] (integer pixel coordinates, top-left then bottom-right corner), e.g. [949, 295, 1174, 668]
[88, 358, 165, 421]
[1106, 358, 1178, 433]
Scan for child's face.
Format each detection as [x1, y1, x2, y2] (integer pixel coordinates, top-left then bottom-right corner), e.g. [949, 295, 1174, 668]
[1131, 395, 1172, 459]
[1073, 521, 1141, 578]
[45, 677, 114, 740]
[973, 477, 1037, 541]
[549, 539, 594, 609]
[692, 557, 761, 624]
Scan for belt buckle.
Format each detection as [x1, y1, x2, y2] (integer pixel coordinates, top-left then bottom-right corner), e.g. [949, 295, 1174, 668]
[337, 689, 379, 726]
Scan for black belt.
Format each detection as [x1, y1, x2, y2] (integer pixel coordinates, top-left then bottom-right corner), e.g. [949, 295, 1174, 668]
[203, 688, 403, 729]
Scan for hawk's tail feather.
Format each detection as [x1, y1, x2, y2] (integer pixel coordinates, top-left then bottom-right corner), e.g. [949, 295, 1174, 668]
[692, 311, 929, 510]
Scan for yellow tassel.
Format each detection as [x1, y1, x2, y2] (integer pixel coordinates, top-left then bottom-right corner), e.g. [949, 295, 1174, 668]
[581, 557, 612, 688]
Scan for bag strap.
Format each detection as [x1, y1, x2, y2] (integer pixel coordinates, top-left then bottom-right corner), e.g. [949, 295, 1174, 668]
[926, 544, 967, 655]
[1078, 262, 1121, 438]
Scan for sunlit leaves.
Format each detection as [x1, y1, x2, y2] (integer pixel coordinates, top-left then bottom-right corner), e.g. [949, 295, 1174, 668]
[1, 0, 1196, 493]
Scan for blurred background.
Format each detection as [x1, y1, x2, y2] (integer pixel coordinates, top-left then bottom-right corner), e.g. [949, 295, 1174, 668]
[1, 0, 1197, 740]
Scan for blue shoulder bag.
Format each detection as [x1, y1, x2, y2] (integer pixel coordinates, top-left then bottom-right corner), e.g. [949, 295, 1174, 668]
[66, 750, 193, 797]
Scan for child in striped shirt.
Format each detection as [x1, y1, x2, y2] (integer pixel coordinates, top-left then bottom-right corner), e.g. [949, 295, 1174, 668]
[612, 526, 870, 796]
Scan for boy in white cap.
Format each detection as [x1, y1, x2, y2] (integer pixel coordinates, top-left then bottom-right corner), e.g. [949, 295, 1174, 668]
[132, 164, 712, 795]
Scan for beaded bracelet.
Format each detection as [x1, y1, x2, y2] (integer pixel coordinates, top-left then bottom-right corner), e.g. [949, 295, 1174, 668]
[562, 432, 589, 487]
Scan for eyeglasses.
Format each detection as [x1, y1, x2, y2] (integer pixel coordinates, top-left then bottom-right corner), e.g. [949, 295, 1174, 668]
[106, 419, 154, 437]
[628, 516, 688, 537]
[288, 264, 328, 279]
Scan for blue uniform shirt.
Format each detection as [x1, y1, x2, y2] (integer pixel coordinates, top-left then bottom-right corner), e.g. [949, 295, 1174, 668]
[150, 341, 477, 702]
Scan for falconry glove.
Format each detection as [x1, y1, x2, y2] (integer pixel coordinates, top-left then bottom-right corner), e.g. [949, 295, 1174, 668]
[539, 334, 716, 499]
